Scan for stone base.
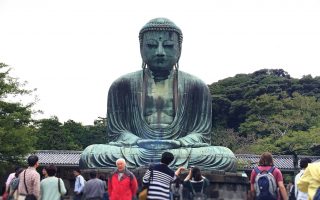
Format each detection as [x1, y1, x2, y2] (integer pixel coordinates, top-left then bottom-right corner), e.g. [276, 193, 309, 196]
[200, 170, 250, 200]
[82, 167, 250, 200]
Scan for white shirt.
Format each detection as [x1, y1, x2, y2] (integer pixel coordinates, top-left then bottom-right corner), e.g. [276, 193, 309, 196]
[295, 169, 308, 200]
[5, 173, 15, 191]
[74, 175, 85, 193]
[6, 173, 15, 187]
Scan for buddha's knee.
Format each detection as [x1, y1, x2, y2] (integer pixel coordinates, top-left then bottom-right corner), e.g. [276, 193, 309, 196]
[80, 144, 122, 168]
[187, 146, 236, 171]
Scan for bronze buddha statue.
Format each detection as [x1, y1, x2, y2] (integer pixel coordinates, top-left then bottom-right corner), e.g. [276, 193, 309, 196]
[80, 18, 236, 172]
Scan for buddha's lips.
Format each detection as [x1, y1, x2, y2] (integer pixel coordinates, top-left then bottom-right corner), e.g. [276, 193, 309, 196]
[155, 58, 166, 62]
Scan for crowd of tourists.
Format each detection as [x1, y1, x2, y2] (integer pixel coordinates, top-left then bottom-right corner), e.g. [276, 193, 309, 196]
[249, 152, 320, 200]
[2, 155, 107, 200]
[2, 153, 209, 200]
[2, 152, 320, 200]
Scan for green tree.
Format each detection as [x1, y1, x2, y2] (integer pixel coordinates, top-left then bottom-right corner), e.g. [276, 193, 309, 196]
[63, 120, 87, 149]
[209, 69, 295, 130]
[211, 128, 255, 153]
[0, 63, 37, 173]
[34, 117, 81, 150]
[239, 136, 281, 154]
[63, 117, 107, 149]
[83, 117, 107, 145]
[34, 117, 107, 150]
[242, 127, 320, 160]
[239, 93, 320, 137]
[276, 127, 320, 156]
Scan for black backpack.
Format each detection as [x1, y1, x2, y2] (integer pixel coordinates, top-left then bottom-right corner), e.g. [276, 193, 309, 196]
[171, 178, 183, 200]
[288, 185, 296, 200]
[190, 181, 207, 200]
[10, 177, 20, 191]
[8, 177, 20, 200]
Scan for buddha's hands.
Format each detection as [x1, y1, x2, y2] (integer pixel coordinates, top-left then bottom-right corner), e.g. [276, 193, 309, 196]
[109, 133, 140, 147]
[178, 133, 210, 148]
[189, 142, 209, 148]
[109, 140, 138, 147]
[179, 141, 209, 148]
[137, 139, 181, 150]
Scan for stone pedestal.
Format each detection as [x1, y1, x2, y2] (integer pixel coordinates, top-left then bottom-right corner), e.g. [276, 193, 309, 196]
[82, 167, 250, 200]
[201, 169, 249, 200]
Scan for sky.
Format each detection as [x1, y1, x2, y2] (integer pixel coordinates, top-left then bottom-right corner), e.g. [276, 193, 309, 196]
[1, 0, 320, 125]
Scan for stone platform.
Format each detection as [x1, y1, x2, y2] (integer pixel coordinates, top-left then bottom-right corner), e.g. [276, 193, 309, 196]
[82, 167, 250, 200]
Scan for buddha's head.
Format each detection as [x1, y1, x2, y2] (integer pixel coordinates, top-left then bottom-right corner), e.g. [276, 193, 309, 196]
[139, 18, 183, 79]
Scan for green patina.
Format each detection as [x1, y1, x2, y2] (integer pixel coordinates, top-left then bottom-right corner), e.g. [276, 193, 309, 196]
[80, 18, 236, 171]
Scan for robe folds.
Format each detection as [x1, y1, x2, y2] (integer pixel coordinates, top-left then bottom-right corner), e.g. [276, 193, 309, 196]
[80, 70, 236, 172]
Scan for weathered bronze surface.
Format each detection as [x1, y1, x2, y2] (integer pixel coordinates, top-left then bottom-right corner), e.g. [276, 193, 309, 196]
[80, 18, 236, 171]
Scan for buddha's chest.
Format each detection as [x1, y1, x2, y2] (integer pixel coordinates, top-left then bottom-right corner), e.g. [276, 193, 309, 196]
[144, 78, 175, 127]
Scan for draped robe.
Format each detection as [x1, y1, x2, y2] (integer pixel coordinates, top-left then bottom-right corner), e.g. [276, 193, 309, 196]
[80, 70, 236, 171]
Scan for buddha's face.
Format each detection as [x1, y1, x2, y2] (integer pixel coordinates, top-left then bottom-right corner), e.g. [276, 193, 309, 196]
[141, 31, 180, 73]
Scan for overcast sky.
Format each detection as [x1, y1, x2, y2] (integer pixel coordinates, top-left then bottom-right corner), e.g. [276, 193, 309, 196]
[1, 0, 320, 125]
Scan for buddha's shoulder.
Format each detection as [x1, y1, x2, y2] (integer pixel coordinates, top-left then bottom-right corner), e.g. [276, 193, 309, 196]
[111, 70, 142, 84]
[179, 71, 207, 85]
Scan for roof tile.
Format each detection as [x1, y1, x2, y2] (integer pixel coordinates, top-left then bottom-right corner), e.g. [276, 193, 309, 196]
[34, 150, 320, 170]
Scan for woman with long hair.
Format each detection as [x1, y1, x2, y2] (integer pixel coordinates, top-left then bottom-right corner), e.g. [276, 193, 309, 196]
[183, 166, 209, 200]
[250, 152, 288, 200]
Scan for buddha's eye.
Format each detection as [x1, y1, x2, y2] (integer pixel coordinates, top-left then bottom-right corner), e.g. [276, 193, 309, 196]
[163, 41, 175, 48]
[163, 44, 174, 48]
[147, 44, 158, 48]
[145, 40, 158, 49]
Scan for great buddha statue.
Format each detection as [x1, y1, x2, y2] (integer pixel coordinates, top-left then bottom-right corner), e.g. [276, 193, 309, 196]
[80, 18, 236, 172]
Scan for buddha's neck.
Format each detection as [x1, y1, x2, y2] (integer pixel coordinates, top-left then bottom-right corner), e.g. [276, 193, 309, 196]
[145, 68, 174, 83]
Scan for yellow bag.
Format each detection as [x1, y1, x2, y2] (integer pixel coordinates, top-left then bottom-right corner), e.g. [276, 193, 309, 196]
[138, 188, 148, 200]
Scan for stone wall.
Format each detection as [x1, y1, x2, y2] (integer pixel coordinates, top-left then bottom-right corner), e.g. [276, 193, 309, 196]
[202, 170, 250, 200]
[82, 167, 250, 200]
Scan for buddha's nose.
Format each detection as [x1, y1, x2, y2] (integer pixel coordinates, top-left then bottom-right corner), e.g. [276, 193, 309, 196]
[156, 45, 165, 57]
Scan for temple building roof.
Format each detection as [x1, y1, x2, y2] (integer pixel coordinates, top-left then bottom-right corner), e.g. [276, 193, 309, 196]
[34, 150, 320, 171]
[35, 150, 82, 167]
[236, 154, 320, 171]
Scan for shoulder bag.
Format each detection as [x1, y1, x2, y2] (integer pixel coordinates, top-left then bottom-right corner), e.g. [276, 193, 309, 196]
[58, 178, 64, 200]
[139, 167, 153, 200]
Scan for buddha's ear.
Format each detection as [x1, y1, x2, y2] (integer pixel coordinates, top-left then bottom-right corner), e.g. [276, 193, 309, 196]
[140, 51, 147, 65]
[177, 51, 182, 62]
[139, 40, 147, 63]
[174, 62, 179, 71]
[175, 49, 182, 67]
[141, 62, 146, 69]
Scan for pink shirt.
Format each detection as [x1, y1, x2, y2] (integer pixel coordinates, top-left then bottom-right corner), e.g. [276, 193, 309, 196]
[250, 166, 283, 184]
[250, 166, 284, 200]
[18, 167, 40, 199]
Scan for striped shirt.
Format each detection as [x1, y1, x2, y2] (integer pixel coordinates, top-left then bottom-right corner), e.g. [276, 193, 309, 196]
[143, 164, 175, 200]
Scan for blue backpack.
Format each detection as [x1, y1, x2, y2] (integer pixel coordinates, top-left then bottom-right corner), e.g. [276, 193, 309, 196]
[254, 166, 277, 200]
